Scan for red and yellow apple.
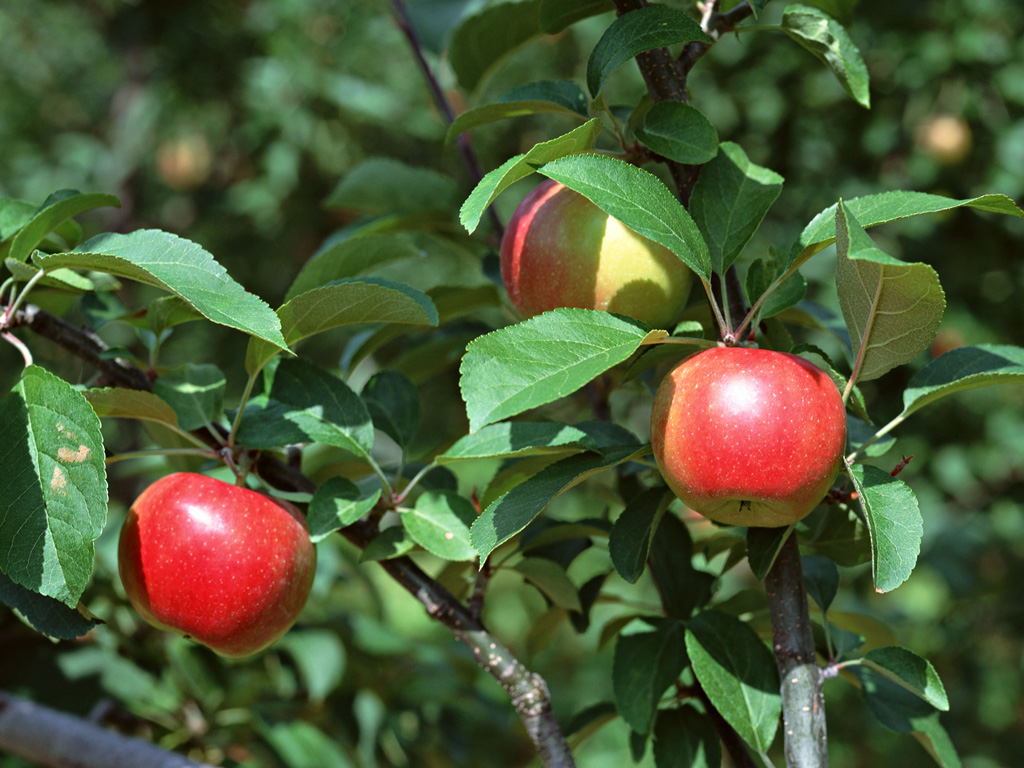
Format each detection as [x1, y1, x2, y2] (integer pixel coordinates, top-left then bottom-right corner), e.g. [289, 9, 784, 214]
[118, 472, 316, 658]
[500, 178, 693, 328]
[650, 347, 847, 527]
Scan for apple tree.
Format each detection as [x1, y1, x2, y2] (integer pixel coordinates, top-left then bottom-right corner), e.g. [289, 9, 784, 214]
[1, 1, 1023, 767]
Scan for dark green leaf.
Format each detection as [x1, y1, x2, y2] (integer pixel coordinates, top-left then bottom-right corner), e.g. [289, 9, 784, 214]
[513, 556, 582, 611]
[360, 526, 416, 562]
[613, 620, 689, 735]
[285, 234, 425, 301]
[802, 555, 840, 613]
[449, 0, 543, 92]
[152, 363, 226, 431]
[362, 370, 420, 448]
[446, 81, 590, 143]
[900, 344, 1024, 420]
[0, 572, 100, 640]
[235, 359, 375, 456]
[471, 444, 649, 561]
[460, 308, 660, 433]
[650, 512, 713, 619]
[539, 0, 613, 33]
[609, 487, 669, 583]
[846, 462, 922, 593]
[691, 142, 784, 274]
[860, 646, 949, 711]
[0, 366, 106, 607]
[83, 388, 180, 428]
[587, 5, 709, 97]
[747, 526, 793, 580]
[307, 478, 382, 542]
[653, 706, 722, 768]
[635, 101, 719, 165]
[276, 629, 347, 704]
[538, 153, 711, 280]
[745, 253, 807, 319]
[325, 157, 459, 215]
[686, 610, 780, 752]
[781, 5, 870, 107]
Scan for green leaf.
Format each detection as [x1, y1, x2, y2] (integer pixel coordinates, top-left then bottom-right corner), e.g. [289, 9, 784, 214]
[6, 191, 120, 263]
[460, 308, 660, 433]
[899, 344, 1024, 420]
[246, 278, 438, 376]
[307, 478, 381, 543]
[587, 5, 709, 97]
[538, 153, 711, 280]
[690, 142, 784, 274]
[846, 462, 922, 593]
[0, 366, 107, 607]
[859, 646, 949, 711]
[653, 706, 722, 768]
[37, 230, 288, 350]
[449, 0, 543, 93]
[460, 119, 603, 234]
[781, 4, 870, 107]
[609, 487, 669, 584]
[512, 556, 582, 611]
[539, 0, 613, 33]
[285, 234, 425, 301]
[325, 157, 459, 215]
[0, 572, 100, 640]
[853, 667, 962, 768]
[802, 554, 840, 613]
[635, 101, 719, 165]
[260, 719, 356, 768]
[235, 359, 375, 456]
[5, 258, 98, 292]
[361, 370, 421, 449]
[788, 191, 1024, 274]
[471, 444, 649, 561]
[836, 202, 945, 385]
[276, 629, 347, 704]
[686, 610, 781, 752]
[152, 363, 226, 431]
[437, 421, 598, 463]
[404, 491, 478, 561]
[446, 80, 590, 143]
[83, 387, 180, 428]
[613, 620, 689, 735]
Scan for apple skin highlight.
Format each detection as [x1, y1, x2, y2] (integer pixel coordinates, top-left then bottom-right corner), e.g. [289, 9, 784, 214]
[118, 472, 316, 658]
[500, 178, 693, 329]
[651, 347, 848, 527]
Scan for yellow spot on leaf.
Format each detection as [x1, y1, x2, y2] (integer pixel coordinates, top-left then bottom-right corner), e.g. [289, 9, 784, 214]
[58, 445, 91, 463]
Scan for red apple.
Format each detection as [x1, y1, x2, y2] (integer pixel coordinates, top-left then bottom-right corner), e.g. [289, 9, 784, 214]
[650, 347, 847, 527]
[500, 178, 693, 328]
[118, 472, 316, 658]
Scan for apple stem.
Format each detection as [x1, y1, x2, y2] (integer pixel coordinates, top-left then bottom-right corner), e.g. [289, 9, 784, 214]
[701, 278, 732, 340]
[764, 532, 830, 768]
[1, 330, 33, 367]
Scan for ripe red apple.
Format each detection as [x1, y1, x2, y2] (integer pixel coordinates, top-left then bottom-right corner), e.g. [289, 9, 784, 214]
[118, 472, 316, 658]
[500, 178, 693, 328]
[650, 347, 847, 527]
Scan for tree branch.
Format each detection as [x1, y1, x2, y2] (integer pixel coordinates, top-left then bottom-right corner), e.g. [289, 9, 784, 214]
[8, 301, 576, 768]
[764, 532, 829, 768]
[0, 691, 216, 768]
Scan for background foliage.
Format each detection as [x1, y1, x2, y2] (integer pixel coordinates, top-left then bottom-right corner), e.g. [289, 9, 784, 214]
[1, 1, 1022, 766]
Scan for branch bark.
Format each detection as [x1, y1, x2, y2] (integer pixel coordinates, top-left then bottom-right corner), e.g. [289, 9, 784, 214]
[764, 532, 829, 768]
[0, 691, 216, 768]
[5, 301, 576, 768]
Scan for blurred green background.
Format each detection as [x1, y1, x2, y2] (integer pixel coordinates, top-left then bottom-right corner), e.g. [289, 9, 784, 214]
[1, 1, 1023, 766]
